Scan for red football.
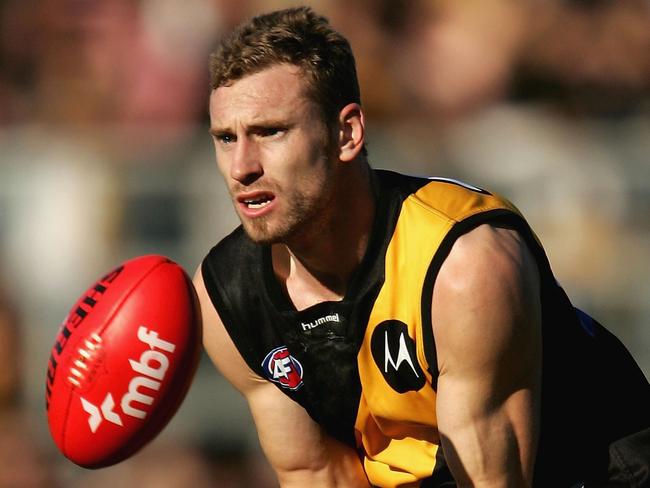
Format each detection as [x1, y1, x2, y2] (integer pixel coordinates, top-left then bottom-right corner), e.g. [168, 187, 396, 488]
[45, 255, 201, 468]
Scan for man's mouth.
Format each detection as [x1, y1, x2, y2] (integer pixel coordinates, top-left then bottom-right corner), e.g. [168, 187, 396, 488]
[237, 192, 276, 212]
[243, 196, 273, 209]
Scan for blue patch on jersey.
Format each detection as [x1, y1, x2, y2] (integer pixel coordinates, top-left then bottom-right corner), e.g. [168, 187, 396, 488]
[575, 308, 596, 338]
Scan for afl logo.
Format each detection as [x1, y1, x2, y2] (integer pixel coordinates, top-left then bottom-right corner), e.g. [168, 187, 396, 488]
[262, 346, 304, 391]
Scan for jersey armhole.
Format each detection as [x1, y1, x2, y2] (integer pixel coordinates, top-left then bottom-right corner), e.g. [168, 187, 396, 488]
[420, 209, 534, 390]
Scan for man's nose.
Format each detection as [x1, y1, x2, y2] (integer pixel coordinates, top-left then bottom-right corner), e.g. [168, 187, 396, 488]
[230, 137, 263, 185]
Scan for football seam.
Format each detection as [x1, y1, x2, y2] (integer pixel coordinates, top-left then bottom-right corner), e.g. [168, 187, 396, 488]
[59, 256, 172, 459]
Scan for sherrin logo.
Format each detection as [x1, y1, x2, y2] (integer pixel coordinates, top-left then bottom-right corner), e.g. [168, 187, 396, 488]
[262, 346, 304, 390]
[80, 326, 176, 433]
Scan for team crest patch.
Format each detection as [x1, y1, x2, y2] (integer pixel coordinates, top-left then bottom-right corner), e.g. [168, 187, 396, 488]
[262, 346, 304, 390]
[371, 320, 425, 393]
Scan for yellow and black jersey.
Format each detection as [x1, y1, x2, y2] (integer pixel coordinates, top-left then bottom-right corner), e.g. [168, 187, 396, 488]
[202, 169, 650, 487]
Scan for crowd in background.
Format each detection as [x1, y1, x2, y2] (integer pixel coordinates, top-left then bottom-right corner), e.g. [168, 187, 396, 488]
[0, 0, 649, 486]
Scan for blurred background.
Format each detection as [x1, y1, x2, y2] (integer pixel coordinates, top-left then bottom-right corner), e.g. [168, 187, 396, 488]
[0, 0, 649, 486]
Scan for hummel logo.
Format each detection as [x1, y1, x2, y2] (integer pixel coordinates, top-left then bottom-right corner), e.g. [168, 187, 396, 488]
[371, 320, 425, 393]
[301, 313, 340, 331]
[81, 394, 123, 433]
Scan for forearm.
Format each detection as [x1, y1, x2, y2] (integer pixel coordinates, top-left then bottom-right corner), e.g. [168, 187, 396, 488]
[437, 379, 538, 487]
[248, 387, 369, 488]
[273, 431, 369, 487]
[277, 458, 369, 488]
[440, 417, 532, 486]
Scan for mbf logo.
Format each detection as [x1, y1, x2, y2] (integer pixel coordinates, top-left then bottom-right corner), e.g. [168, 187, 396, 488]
[80, 326, 176, 433]
[262, 346, 304, 391]
[371, 320, 425, 393]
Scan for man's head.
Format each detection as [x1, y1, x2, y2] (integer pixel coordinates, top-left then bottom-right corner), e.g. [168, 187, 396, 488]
[209, 6, 362, 134]
[208, 7, 367, 245]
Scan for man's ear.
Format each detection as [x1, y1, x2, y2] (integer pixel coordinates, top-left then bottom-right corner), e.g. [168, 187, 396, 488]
[337, 103, 365, 162]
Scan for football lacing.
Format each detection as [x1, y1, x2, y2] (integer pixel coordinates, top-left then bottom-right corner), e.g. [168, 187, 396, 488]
[68, 333, 103, 388]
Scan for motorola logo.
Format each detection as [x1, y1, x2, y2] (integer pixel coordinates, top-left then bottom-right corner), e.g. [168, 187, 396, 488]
[370, 320, 425, 393]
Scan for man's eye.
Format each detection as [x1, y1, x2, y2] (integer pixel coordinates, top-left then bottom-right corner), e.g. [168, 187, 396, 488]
[216, 133, 235, 144]
[258, 127, 285, 138]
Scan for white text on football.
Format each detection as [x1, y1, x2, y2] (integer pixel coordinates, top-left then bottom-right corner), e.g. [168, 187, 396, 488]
[121, 326, 176, 419]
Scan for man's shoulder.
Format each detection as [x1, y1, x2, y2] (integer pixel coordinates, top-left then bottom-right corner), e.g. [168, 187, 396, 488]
[374, 169, 515, 214]
[205, 225, 254, 262]
[373, 168, 430, 195]
[201, 225, 264, 287]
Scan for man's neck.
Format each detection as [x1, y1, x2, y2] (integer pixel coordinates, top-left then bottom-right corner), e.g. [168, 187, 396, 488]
[272, 163, 376, 311]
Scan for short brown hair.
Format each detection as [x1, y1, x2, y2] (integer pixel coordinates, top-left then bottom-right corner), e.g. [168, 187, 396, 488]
[209, 6, 362, 127]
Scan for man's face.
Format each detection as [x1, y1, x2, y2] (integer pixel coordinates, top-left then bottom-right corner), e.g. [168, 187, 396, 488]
[209, 64, 337, 244]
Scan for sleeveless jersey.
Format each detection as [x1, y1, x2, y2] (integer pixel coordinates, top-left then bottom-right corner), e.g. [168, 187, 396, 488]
[201, 170, 650, 487]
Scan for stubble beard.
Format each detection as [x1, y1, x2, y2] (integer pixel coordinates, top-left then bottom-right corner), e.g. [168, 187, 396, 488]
[241, 197, 310, 245]
[235, 176, 335, 246]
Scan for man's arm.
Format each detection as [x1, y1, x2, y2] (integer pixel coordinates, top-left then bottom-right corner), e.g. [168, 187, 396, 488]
[431, 224, 542, 487]
[193, 267, 369, 488]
